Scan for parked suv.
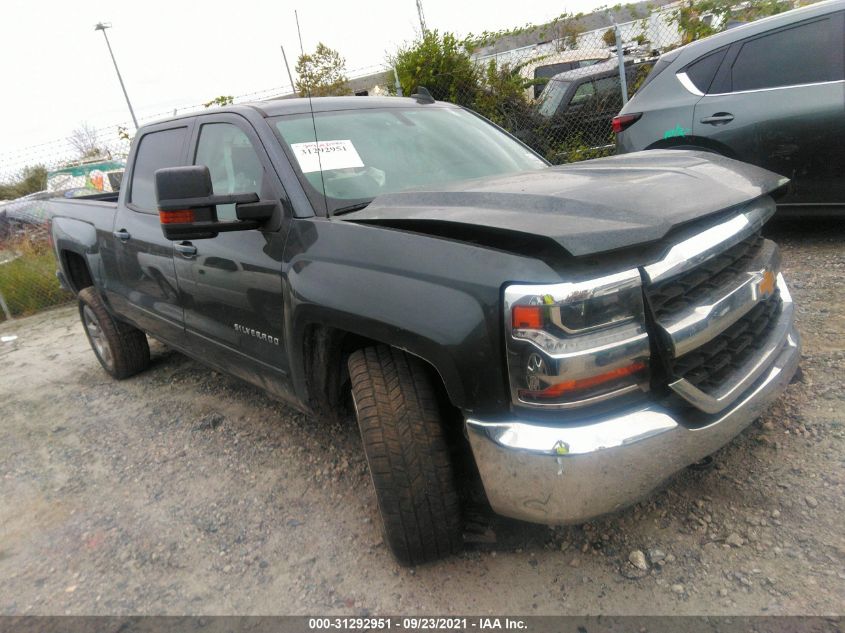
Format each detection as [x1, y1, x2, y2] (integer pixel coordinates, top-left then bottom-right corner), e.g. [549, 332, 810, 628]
[615, 0, 845, 215]
[535, 58, 655, 148]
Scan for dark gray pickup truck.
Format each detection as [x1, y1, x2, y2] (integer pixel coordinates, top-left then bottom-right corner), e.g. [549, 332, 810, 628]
[48, 96, 800, 565]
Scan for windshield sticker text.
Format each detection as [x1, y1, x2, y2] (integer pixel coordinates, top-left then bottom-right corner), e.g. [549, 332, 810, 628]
[291, 139, 364, 174]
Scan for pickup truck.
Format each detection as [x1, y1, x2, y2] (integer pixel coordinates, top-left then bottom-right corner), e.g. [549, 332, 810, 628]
[48, 96, 800, 566]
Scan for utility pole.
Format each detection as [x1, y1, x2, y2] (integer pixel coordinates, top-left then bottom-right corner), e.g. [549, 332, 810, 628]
[613, 22, 629, 106]
[281, 45, 296, 94]
[415, 0, 428, 35]
[94, 22, 139, 129]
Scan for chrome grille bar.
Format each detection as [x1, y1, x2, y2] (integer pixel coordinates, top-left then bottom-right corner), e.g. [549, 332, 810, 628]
[655, 239, 781, 358]
[643, 197, 775, 285]
[668, 274, 794, 414]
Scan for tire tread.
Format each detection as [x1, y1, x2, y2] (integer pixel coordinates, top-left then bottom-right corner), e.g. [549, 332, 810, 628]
[348, 345, 462, 565]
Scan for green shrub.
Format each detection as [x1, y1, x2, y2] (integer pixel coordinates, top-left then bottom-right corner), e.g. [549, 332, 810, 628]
[390, 31, 480, 107]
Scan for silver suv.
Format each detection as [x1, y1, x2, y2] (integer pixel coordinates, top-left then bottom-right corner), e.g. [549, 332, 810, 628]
[614, 0, 844, 215]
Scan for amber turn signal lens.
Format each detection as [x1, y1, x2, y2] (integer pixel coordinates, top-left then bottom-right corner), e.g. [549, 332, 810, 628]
[512, 305, 544, 329]
[159, 209, 195, 224]
[519, 360, 647, 400]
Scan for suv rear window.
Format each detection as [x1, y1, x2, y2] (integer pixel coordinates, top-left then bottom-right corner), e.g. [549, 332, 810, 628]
[684, 47, 728, 93]
[730, 17, 841, 91]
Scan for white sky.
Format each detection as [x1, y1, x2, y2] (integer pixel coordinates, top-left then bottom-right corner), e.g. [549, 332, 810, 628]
[1, 0, 610, 168]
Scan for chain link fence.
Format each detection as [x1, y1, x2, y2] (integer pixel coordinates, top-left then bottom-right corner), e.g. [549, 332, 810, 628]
[397, 0, 689, 164]
[0, 0, 793, 321]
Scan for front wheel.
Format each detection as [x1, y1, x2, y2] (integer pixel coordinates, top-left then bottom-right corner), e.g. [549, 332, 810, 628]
[348, 345, 463, 565]
[78, 287, 150, 379]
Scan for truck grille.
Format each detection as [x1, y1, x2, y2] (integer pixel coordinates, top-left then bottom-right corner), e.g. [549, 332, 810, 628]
[668, 291, 782, 392]
[646, 231, 764, 320]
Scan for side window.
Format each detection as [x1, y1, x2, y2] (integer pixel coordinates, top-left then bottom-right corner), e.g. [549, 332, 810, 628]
[594, 76, 619, 97]
[568, 81, 596, 107]
[731, 18, 840, 92]
[194, 123, 265, 220]
[684, 47, 729, 93]
[129, 127, 187, 212]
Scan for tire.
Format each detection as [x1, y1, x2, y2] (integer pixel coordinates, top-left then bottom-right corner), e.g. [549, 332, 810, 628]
[348, 345, 463, 565]
[78, 287, 150, 379]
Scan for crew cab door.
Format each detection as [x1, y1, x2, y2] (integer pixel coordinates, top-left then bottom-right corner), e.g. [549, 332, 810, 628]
[104, 123, 190, 343]
[693, 11, 845, 209]
[174, 113, 294, 400]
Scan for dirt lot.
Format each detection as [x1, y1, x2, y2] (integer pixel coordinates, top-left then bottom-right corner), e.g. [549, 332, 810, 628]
[0, 219, 843, 616]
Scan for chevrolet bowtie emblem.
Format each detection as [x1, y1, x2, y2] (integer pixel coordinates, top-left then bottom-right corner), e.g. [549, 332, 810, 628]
[759, 270, 776, 297]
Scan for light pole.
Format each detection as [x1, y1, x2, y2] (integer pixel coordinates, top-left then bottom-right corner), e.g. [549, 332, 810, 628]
[94, 22, 139, 129]
[415, 0, 428, 35]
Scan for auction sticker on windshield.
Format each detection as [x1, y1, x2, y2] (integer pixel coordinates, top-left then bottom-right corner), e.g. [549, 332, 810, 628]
[291, 140, 364, 173]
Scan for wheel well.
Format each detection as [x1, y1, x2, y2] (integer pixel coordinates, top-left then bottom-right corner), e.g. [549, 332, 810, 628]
[646, 136, 735, 159]
[302, 324, 456, 424]
[62, 251, 93, 293]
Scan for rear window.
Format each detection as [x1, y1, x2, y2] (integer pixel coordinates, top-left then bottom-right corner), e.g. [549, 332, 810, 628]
[730, 17, 842, 91]
[130, 127, 188, 212]
[684, 47, 729, 93]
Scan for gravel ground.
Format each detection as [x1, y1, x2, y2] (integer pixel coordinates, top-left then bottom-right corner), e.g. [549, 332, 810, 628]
[0, 218, 843, 615]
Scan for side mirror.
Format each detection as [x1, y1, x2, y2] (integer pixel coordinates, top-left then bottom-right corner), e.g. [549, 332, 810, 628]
[154, 165, 276, 240]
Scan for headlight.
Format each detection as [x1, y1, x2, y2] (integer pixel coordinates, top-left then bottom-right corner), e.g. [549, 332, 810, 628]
[504, 270, 650, 409]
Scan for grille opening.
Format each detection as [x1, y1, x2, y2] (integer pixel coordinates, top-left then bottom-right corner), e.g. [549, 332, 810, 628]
[669, 292, 782, 393]
[646, 232, 765, 320]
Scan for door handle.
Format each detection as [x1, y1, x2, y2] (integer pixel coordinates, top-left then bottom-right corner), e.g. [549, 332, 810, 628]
[112, 229, 131, 242]
[700, 113, 734, 125]
[175, 242, 197, 257]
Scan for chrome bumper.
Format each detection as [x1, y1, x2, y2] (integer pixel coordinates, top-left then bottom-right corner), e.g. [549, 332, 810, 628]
[465, 323, 800, 525]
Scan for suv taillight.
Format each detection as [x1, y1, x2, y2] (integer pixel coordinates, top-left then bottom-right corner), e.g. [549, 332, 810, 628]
[612, 113, 642, 134]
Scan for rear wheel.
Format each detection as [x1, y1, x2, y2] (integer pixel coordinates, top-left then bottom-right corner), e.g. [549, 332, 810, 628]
[78, 287, 150, 379]
[348, 345, 463, 565]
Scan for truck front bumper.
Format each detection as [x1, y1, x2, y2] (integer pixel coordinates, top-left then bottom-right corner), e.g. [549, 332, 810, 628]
[465, 325, 800, 525]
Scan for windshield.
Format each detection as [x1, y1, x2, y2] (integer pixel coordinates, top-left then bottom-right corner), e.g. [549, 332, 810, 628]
[537, 79, 571, 117]
[271, 106, 547, 215]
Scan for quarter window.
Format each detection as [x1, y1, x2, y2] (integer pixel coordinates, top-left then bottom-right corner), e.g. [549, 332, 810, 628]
[684, 47, 729, 93]
[129, 127, 187, 212]
[730, 18, 841, 92]
[194, 123, 264, 220]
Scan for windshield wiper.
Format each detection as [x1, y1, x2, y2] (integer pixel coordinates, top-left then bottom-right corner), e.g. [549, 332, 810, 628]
[332, 201, 373, 216]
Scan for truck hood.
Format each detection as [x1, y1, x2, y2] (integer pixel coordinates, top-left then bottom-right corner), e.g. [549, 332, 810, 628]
[339, 150, 788, 257]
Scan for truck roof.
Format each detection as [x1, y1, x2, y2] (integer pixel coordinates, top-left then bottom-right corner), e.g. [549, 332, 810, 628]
[141, 96, 455, 131]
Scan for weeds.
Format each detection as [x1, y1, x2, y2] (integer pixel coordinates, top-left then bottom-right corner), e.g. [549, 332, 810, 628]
[0, 234, 70, 321]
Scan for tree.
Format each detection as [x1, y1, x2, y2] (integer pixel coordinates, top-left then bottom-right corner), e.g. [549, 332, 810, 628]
[391, 31, 479, 107]
[295, 43, 351, 97]
[0, 165, 48, 199]
[69, 122, 103, 160]
[603, 28, 617, 47]
[203, 95, 234, 108]
[474, 60, 537, 129]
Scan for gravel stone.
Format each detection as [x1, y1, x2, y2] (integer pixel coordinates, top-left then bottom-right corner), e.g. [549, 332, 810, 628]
[629, 550, 649, 571]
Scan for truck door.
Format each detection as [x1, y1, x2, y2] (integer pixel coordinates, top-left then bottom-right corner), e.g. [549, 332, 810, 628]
[174, 113, 294, 400]
[105, 123, 190, 344]
[693, 12, 845, 210]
